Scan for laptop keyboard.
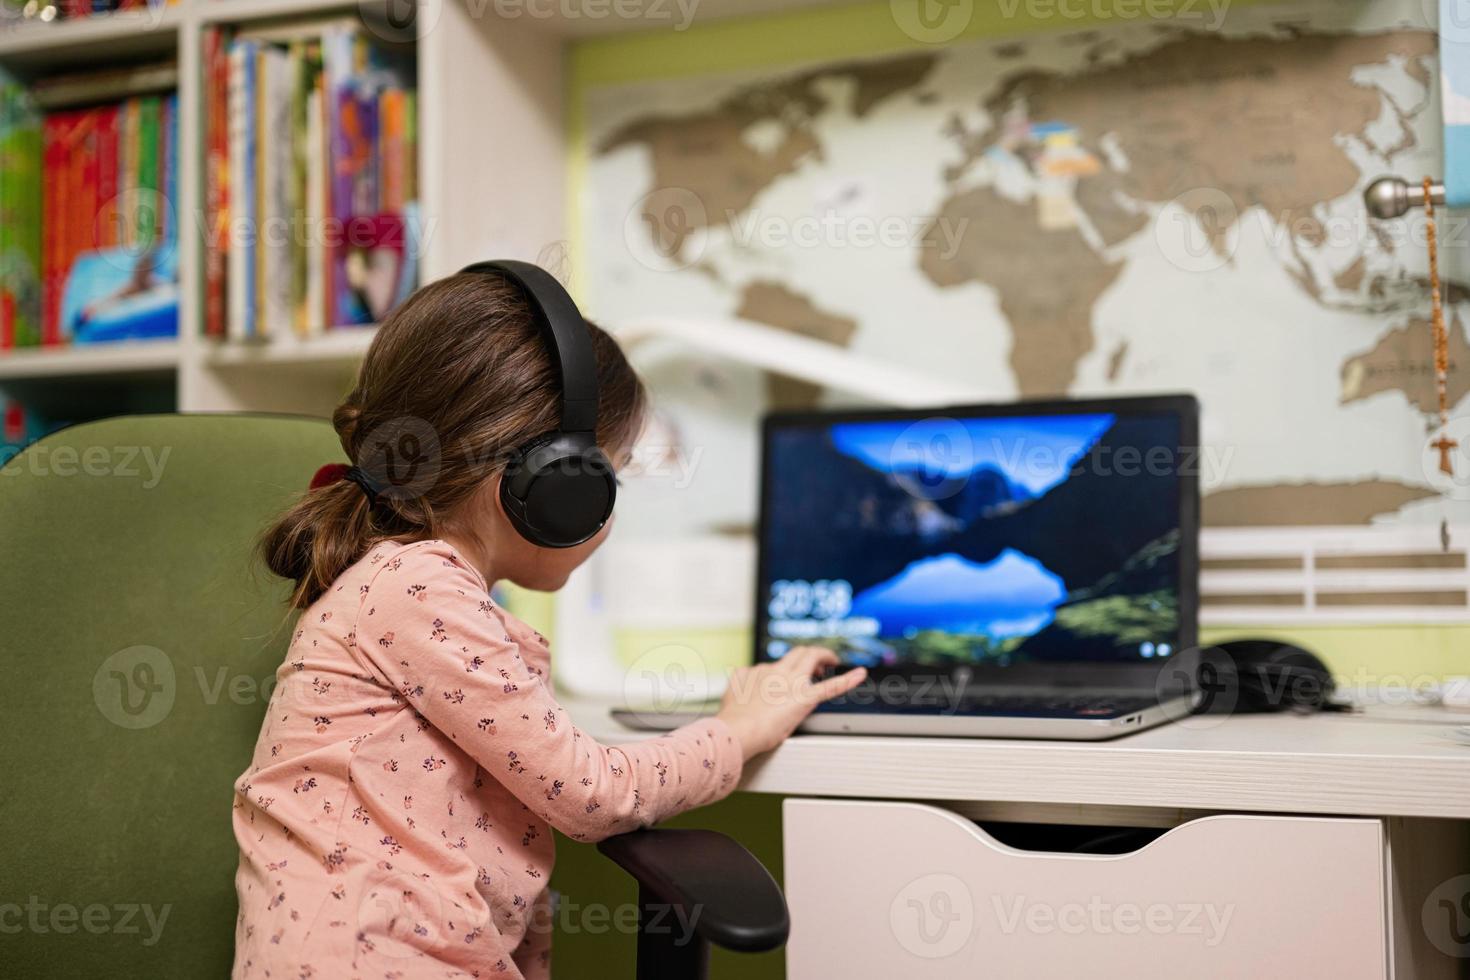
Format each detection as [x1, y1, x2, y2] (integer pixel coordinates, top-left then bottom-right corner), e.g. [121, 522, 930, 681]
[818, 687, 1159, 720]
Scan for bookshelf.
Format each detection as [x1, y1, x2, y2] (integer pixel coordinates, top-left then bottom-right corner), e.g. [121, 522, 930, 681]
[0, 0, 568, 423]
[0, 0, 863, 425]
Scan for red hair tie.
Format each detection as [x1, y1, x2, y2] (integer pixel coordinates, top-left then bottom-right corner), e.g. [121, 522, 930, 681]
[310, 463, 351, 490]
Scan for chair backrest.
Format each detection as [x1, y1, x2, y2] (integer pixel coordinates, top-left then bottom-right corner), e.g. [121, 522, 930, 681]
[0, 413, 340, 977]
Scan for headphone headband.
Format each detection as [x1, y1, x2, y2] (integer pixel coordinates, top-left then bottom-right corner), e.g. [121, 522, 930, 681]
[461, 260, 599, 436]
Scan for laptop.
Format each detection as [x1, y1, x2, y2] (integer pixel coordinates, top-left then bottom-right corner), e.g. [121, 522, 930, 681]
[613, 394, 1201, 741]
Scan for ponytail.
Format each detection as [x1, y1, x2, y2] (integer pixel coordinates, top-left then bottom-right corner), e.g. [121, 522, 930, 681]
[258, 479, 377, 609]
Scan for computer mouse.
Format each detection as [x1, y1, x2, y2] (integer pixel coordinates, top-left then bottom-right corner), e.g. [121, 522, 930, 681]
[1196, 638, 1336, 714]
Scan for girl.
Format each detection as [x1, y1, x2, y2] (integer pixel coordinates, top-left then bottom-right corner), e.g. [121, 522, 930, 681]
[231, 266, 866, 979]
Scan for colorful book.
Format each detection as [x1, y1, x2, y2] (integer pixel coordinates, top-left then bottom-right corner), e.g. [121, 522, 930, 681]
[204, 27, 229, 339]
[0, 79, 42, 349]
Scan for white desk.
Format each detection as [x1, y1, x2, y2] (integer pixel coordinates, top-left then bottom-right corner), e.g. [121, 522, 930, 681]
[571, 698, 1470, 820]
[569, 698, 1470, 978]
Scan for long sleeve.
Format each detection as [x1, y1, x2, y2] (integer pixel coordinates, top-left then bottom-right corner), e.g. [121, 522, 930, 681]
[351, 541, 744, 842]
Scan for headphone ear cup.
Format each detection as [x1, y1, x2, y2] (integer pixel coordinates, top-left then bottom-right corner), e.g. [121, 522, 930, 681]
[499, 434, 617, 548]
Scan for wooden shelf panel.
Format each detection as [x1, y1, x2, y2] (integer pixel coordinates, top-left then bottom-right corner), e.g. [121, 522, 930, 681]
[0, 339, 181, 382]
[0, 6, 182, 74]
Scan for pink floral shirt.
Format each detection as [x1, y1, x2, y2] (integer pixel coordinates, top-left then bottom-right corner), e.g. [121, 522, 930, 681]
[231, 539, 743, 979]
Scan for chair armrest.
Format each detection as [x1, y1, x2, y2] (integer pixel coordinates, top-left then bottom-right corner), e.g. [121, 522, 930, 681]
[597, 828, 790, 953]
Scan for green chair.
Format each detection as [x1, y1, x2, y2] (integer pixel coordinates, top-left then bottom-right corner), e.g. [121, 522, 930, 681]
[0, 414, 786, 978]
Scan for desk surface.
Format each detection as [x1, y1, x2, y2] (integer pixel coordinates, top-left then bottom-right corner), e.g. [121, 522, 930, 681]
[563, 697, 1470, 820]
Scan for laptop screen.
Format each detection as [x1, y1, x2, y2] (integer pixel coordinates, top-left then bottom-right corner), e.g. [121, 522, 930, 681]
[756, 397, 1198, 672]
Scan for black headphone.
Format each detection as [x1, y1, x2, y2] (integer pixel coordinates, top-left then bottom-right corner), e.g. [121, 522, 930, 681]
[461, 260, 617, 549]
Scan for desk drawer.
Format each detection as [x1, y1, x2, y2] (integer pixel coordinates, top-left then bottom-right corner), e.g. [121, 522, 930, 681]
[784, 799, 1388, 979]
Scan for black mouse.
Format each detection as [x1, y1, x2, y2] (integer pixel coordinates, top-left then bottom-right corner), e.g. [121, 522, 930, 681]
[1193, 638, 1336, 714]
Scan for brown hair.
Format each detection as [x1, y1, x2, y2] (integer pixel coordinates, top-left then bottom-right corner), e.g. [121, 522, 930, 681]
[260, 271, 646, 608]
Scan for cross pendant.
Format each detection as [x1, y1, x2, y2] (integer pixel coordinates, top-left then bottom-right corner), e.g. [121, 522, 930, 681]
[1432, 433, 1459, 476]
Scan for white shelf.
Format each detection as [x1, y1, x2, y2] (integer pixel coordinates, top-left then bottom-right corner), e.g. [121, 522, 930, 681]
[197, 0, 385, 25]
[0, 339, 181, 381]
[203, 327, 377, 369]
[0, 6, 182, 73]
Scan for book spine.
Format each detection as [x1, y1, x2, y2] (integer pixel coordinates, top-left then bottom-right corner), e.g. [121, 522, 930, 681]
[121, 99, 139, 251]
[16, 89, 42, 348]
[380, 87, 404, 214]
[137, 96, 159, 249]
[204, 27, 228, 339]
[305, 78, 325, 337]
[323, 29, 349, 329]
[40, 115, 56, 347]
[404, 89, 417, 205]
[227, 41, 254, 341]
[0, 83, 12, 352]
[95, 105, 119, 248]
[289, 41, 309, 337]
[264, 46, 293, 338]
[162, 94, 177, 244]
[1, 84, 13, 350]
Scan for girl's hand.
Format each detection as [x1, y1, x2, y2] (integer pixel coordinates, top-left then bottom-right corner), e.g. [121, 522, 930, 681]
[716, 646, 868, 760]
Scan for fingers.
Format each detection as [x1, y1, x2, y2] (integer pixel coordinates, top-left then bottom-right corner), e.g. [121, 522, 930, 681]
[809, 666, 867, 703]
[781, 646, 839, 677]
